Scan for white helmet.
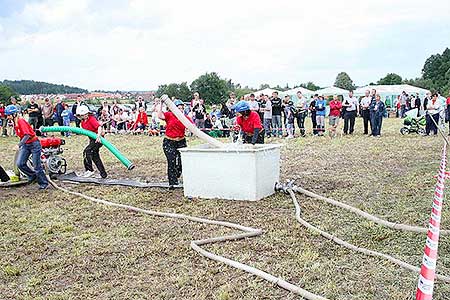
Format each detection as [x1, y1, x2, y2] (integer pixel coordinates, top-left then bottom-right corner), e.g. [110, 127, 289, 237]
[76, 105, 89, 116]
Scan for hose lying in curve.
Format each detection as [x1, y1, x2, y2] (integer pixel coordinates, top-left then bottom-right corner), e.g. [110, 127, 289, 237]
[285, 188, 450, 283]
[293, 186, 450, 235]
[40, 126, 135, 170]
[47, 178, 329, 300]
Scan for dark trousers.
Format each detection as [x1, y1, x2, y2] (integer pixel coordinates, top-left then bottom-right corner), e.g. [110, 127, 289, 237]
[44, 118, 54, 127]
[371, 115, 383, 136]
[343, 111, 356, 134]
[362, 109, 371, 134]
[28, 117, 38, 130]
[296, 111, 306, 136]
[83, 138, 107, 178]
[16, 140, 49, 188]
[311, 112, 317, 135]
[0, 166, 10, 182]
[243, 129, 265, 144]
[75, 118, 81, 128]
[163, 138, 186, 186]
[426, 113, 439, 135]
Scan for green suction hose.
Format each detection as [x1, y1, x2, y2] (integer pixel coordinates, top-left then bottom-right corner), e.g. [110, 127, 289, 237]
[40, 126, 134, 170]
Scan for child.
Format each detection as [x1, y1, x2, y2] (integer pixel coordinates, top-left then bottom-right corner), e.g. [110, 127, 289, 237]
[5, 105, 48, 189]
[285, 101, 295, 138]
[76, 105, 107, 178]
[61, 103, 72, 137]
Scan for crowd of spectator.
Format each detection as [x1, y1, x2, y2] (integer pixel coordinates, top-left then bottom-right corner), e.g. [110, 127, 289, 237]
[1, 89, 449, 139]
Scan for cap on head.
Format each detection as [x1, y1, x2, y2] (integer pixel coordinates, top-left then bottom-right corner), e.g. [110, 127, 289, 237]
[232, 100, 250, 112]
[76, 105, 90, 115]
[5, 105, 18, 116]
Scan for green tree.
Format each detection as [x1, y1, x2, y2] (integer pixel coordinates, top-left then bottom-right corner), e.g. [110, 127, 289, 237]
[156, 82, 191, 101]
[334, 72, 355, 91]
[190, 72, 230, 104]
[1, 80, 87, 95]
[297, 82, 321, 91]
[377, 73, 403, 85]
[259, 83, 270, 89]
[422, 48, 450, 93]
[0, 84, 18, 104]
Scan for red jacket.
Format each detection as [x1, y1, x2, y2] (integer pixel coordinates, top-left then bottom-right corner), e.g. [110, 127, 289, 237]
[329, 100, 342, 117]
[134, 111, 148, 128]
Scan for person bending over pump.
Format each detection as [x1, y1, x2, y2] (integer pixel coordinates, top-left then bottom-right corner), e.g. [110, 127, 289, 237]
[157, 99, 191, 189]
[233, 100, 264, 144]
[76, 105, 107, 178]
[0, 165, 10, 182]
[5, 105, 49, 189]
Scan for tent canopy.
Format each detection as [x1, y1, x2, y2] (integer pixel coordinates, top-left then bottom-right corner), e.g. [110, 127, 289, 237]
[244, 88, 285, 98]
[353, 84, 430, 97]
[284, 87, 315, 96]
[315, 86, 350, 96]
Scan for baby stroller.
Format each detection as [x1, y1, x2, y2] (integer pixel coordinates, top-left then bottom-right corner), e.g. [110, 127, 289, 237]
[400, 108, 426, 135]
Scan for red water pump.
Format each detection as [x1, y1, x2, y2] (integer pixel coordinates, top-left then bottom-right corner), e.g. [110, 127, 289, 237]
[39, 137, 67, 175]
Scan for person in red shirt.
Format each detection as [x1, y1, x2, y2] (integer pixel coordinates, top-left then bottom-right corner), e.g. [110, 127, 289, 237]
[5, 105, 49, 189]
[157, 98, 191, 189]
[76, 105, 107, 178]
[0, 103, 6, 136]
[133, 107, 148, 132]
[233, 101, 264, 144]
[329, 95, 342, 138]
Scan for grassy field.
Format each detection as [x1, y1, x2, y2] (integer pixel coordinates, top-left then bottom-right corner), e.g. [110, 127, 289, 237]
[1, 117, 449, 300]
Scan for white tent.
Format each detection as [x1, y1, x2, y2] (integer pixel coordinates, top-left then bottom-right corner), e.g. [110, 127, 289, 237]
[315, 86, 349, 96]
[244, 88, 285, 98]
[284, 87, 315, 96]
[353, 84, 431, 107]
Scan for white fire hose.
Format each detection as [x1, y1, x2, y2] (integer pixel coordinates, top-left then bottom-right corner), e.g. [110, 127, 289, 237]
[161, 95, 225, 148]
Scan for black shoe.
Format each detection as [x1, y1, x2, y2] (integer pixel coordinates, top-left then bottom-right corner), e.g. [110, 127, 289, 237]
[168, 185, 175, 191]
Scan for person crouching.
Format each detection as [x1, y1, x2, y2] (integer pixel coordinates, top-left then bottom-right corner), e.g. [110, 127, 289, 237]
[234, 100, 264, 144]
[5, 105, 49, 189]
[76, 105, 107, 178]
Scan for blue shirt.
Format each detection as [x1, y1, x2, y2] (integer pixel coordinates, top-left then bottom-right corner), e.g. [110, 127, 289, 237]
[61, 109, 72, 121]
[316, 99, 327, 116]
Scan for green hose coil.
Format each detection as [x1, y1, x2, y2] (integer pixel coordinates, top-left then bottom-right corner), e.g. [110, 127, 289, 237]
[41, 126, 135, 170]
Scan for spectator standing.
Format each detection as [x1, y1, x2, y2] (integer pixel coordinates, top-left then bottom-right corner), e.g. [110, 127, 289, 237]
[342, 91, 359, 135]
[415, 93, 421, 117]
[425, 93, 441, 136]
[271, 91, 282, 137]
[360, 90, 372, 134]
[248, 94, 260, 112]
[192, 99, 206, 129]
[135, 96, 147, 111]
[446, 91, 450, 134]
[329, 95, 342, 137]
[315, 96, 326, 135]
[210, 104, 222, 119]
[26, 97, 40, 130]
[309, 94, 318, 136]
[400, 91, 408, 118]
[54, 97, 64, 127]
[369, 94, 386, 137]
[72, 95, 86, 128]
[42, 98, 54, 126]
[61, 104, 72, 137]
[0, 103, 6, 136]
[296, 91, 307, 137]
[262, 95, 272, 138]
[285, 101, 295, 138]
[10, 97, 22, 115]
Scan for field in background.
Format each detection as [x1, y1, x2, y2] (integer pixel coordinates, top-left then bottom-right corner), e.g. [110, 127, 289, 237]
[1, 117, 449, 299]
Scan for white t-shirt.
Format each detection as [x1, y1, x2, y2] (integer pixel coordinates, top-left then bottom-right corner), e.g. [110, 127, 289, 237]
[297, 97, 307, 110]
[248, 100, 259, 111]
[344, 96, 359, 111]
[263, 100, 272, 119]
[360, 96, 371, 109]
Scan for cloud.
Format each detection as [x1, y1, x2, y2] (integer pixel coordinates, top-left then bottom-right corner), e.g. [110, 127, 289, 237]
[0, 0, 449, 91]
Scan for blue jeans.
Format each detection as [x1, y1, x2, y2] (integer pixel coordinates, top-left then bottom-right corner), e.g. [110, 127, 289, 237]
[370, 115, 383, 136]
[271, 115, 282, 137]
[16, 140, 48, 188]
[263, 118, 272, 137]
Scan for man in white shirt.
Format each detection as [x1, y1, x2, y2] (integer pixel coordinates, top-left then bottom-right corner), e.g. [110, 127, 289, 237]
[296, 91, 308, 136]
[425, 93, 442, 135]
[360, 90, 372, 135]
[262, 95, 272, 138]
[342, 91, 359, 135]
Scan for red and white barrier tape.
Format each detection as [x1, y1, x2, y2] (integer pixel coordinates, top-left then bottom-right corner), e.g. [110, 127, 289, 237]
[416, 143, 447, 300]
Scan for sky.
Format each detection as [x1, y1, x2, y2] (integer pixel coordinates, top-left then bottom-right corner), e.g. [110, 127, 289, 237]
[0, 0, 449, 91]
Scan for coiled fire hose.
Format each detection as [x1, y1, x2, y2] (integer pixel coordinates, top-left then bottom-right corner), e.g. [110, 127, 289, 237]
[47, 177, 329, 300]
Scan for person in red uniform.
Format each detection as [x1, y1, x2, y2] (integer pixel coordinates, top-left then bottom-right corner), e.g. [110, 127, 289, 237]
[156, 98, 191, 189]
[5, 105, 49, 189]
[76, 105, 107, 178]
[233, 100, 264, 144]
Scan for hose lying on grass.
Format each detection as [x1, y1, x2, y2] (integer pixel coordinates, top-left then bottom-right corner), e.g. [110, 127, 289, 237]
[293, 186, 450, 235]
[284, 187, 450, 283]
[47, 178, 329, 300]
